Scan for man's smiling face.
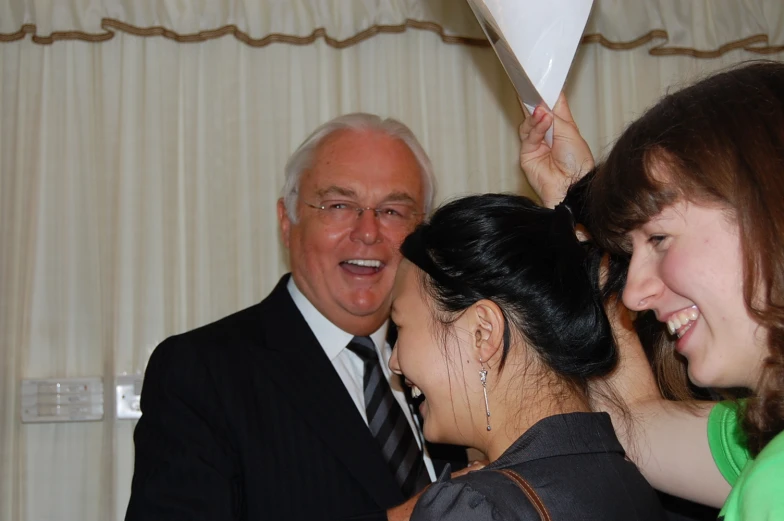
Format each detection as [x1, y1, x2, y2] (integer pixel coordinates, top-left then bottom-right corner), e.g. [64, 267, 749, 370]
[278, 128, 425, 336]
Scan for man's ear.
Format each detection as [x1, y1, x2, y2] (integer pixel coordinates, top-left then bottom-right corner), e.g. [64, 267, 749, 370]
[277, 198, 291, 248]
[472, 299, 505, 364]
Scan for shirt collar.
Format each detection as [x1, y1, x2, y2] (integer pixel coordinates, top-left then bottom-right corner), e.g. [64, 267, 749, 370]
[287, 276, 389, 359]
[487, 412, 625, 469]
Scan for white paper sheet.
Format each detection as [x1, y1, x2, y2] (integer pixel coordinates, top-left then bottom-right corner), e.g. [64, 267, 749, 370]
[467, 0, 594, 144]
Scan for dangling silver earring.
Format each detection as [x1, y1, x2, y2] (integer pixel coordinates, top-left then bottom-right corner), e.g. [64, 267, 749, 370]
[479, 357, 491, 431]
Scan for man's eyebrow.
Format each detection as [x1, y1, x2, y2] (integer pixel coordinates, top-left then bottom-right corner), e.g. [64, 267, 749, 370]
[381, 192, 418, 205]
[315, 186, 357, 199]
[314, 187, 419, 206]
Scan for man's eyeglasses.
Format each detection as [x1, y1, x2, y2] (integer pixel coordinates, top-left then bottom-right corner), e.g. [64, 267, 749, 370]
[303, 200, 424, 228]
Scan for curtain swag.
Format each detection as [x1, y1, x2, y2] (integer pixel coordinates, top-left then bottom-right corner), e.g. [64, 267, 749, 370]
[1, 0, 783, 58]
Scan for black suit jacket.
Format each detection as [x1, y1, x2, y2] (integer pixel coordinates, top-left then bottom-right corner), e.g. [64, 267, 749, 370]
[126, 275, 465, 521]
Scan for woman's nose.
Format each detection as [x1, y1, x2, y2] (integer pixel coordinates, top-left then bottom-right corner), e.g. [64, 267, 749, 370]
[622, 252, 664, 312]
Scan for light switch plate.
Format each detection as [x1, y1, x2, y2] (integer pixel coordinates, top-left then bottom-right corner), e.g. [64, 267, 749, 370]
[21, 377, 104, 423]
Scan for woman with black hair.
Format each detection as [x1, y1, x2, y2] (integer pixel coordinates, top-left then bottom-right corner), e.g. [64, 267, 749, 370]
[388, 193, 665, 520]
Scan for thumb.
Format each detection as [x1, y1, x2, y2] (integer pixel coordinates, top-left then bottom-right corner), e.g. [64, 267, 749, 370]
[552, 92, 577, 126]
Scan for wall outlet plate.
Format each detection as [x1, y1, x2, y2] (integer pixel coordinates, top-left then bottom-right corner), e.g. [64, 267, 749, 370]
[115, 375, 144, 420]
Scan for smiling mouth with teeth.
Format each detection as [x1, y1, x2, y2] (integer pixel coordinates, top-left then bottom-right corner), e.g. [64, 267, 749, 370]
[341, 259, 384, 274]
[666, 305, 700, 338]
[408, 383, 426, 408]
[344, 259, 382, 268]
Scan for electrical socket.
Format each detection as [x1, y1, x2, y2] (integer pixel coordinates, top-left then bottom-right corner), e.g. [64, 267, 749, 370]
[115, 374, 143, 420]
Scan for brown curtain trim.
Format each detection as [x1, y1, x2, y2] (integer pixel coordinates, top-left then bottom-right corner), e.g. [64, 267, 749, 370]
[1, 18, 782, 57]
[0, 18, 488, 47]
[582, 30, 784, 58]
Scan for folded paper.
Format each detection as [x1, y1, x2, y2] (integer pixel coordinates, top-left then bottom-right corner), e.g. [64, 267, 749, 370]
[467, 0, 594, 144]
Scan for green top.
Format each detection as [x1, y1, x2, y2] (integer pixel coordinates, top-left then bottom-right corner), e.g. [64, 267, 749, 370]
[708, 401, 784, 520]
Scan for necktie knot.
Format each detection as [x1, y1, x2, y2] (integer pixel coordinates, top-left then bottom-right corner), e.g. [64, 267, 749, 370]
[346, 336, 377, 362]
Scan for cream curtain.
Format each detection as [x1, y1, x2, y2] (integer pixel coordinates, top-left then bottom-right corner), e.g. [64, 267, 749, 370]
[1, 2, 783, 521]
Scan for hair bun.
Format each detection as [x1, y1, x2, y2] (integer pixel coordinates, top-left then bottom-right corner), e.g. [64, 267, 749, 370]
[400, 193, 616, 382]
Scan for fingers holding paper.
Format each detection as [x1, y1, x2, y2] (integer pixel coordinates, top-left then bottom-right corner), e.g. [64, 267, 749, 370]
[450, 459, 489, 479]
[519, 93, 594, 208]
[386, 461, 488, 521]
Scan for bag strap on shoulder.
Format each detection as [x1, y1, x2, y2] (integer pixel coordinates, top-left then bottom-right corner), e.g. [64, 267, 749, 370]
[493, 469, 552, 521]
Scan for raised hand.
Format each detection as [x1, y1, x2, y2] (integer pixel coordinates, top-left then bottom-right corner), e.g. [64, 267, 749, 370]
[519, 93, 594, 208]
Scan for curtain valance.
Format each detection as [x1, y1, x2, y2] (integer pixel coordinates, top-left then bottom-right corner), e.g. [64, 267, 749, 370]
[1, 0, 782, 57]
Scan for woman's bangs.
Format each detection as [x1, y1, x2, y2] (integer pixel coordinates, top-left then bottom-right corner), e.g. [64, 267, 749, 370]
[590, 148, 680, 255]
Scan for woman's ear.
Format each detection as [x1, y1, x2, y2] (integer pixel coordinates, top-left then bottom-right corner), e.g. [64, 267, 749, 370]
[472, 299, 505, 364]
[575, 223, 591, 242]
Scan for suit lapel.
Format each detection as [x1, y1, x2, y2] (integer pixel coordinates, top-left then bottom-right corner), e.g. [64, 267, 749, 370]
[252, 277, 404, 507]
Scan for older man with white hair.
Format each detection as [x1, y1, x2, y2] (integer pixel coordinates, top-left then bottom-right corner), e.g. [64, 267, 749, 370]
[126, 113, 466, 521]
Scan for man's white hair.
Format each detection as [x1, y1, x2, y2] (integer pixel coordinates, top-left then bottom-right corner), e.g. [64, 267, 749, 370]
[281, 113, 436, 222]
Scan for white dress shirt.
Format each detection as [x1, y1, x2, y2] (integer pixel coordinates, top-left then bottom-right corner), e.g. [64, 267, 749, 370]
[287, 277, 436, 480]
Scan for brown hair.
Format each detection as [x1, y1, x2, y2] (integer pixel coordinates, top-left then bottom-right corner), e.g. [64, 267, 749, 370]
[589, 61, 784, 455]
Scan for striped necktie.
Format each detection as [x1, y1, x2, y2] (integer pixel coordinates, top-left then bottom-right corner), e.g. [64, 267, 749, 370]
[346, 335, 430, 498]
